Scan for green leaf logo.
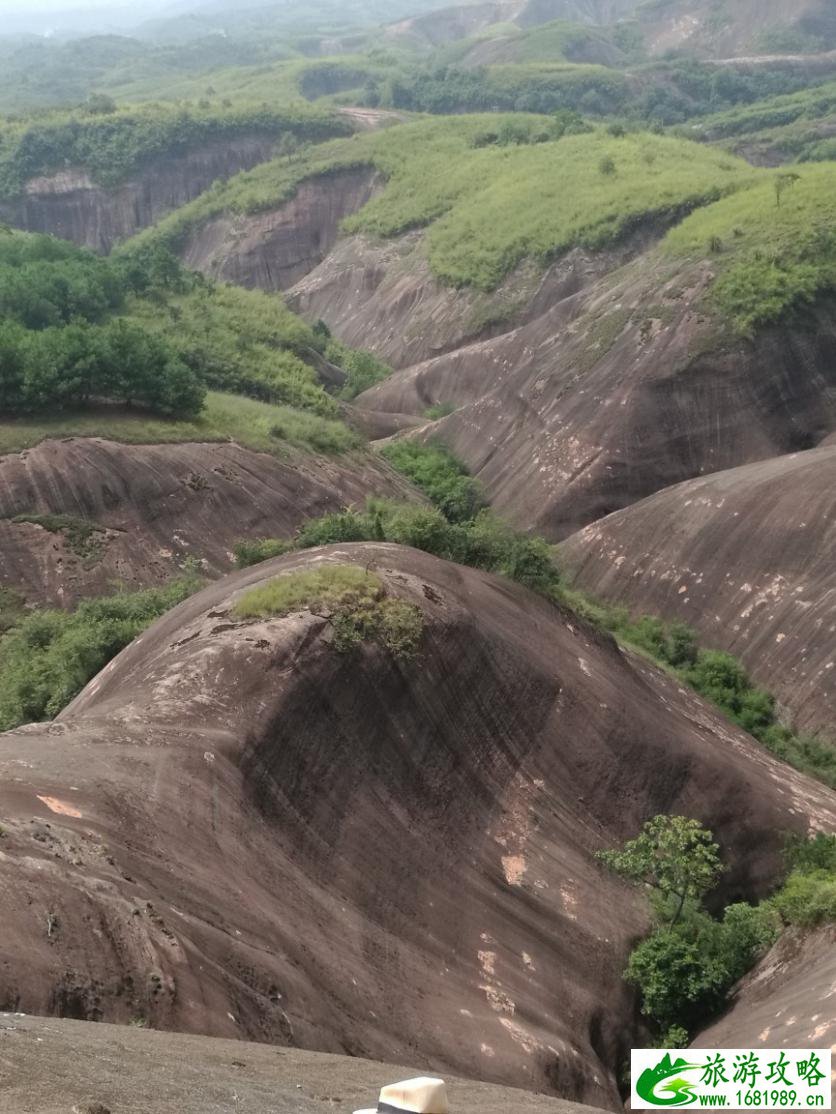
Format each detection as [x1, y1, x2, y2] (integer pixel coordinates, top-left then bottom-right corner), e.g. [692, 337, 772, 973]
[636, 1054, 702, 1106]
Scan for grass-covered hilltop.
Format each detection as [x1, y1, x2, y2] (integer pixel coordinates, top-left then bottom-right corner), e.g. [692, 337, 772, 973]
[124, 108, 836, 339]
[126, 116, 759, 288]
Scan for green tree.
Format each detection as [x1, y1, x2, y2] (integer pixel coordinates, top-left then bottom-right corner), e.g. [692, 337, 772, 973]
[597, 815, 722, 925]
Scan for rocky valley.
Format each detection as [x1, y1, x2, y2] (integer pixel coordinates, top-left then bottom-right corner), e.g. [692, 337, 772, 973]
[0, 1, 833, 1111]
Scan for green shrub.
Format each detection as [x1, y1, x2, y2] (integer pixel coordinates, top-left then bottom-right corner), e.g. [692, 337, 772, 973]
[564, 591, 836, 790]
[10, 513, 105, 561]
[380, 440, 486, 523]
[625, 927, 727, 1030]
[231, 538, 294, 568]
[234, 500, 561, 596]
[0, 568, 202, 730]
[771, 870, 836, 928]
[784, 832, 836, 873]
[325, 340, 392, 399]
[603, 816, 782, 1036]
[665, 164, 836, 334]
[626, 903, 780, 1031]
[424, 402, 456, 420]
[232, 563, 422, 659]
[129, 283, 335, 416]
[0, 102, 350, 200]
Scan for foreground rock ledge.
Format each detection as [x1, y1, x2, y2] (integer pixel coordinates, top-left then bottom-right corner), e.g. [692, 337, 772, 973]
[0, 1015, 611, 1114]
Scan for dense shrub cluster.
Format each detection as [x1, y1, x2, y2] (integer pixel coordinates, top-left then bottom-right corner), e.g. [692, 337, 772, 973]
[129, 283, 337, 416]
[0, 231, 380, 430]
[235, 500, 560, 596]
[0, 567, 202, 731]
[359, 57, 816, 125]
[322, 333, 393, 400]
[0, 318, 204, 418]
[625, 902, 780, 1032]
[234, 443, 524, 576]
[772, 833, 836, 927]
[380, 440, 486, 523]
[600, 819, 836, 1041]
[0, 233, 205, 418]
[0, 232, 123, 327]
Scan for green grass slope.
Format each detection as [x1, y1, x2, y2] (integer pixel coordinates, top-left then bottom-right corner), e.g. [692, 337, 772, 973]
[129, 116, 757, 290]
[665, 162, 836, 333]
[0, 391, 357, 458]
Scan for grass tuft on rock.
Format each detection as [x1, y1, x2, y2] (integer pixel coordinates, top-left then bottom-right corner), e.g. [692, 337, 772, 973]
[233, 563, 422, 659]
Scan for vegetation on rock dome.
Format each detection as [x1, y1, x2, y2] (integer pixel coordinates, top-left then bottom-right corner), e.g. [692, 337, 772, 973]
[233, 563, 423, 659]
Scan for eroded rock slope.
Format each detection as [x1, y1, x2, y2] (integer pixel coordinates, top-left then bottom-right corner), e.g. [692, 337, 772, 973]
[560, 446, 836, 736]
[0, 438, 413, 607]
[693, 926, 836, 1052]
[0, 137, 279, 254]
[182, 168, 381, 290]
[0, 545, 834, 1107]
[352, 253, 836, 538]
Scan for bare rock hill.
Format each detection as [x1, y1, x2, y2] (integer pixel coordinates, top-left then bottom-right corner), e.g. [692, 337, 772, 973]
[178, 171, 836, 541]
[1, 544, 834, 1107]
[384, 0, 832, 57]
[560, 446, 836, 736]
[172, 168, 836, 541]
[0, 137, 280, 254]
[636, 0, 833, 59]
[692, 926, 836, 1052]
[0, 438, 414, 608]
[383, 0, 641, 50]
[349, 250, 836, 539]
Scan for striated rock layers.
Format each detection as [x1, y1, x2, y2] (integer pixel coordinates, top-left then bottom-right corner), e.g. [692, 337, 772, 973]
[181, 167, 381, 290]
[0, 438, 413, 607]
[0, 136, 279, 253]
[693, 926, 836, 1052]
[561, 446, 836, 736]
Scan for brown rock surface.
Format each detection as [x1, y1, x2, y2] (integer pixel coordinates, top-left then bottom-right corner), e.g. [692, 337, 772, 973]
[0, 1015, 611, 1114]
[354, 255, 836, 539]
[383, 0, 639, 50]
[179, 177, 836, 541]
[0, 137, 279, 254]
[692, 926, 836, 1052]
[383, 0, 830, 58]
[560, 446, 836, 736]
[182, 168, 381, 291]
[0, 544, 834, 1107]
[287, 233, 641, 370]
[0, 438, 414, 607]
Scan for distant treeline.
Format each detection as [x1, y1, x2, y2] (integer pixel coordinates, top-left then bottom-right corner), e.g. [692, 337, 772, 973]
[360, 58, 819, 124]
